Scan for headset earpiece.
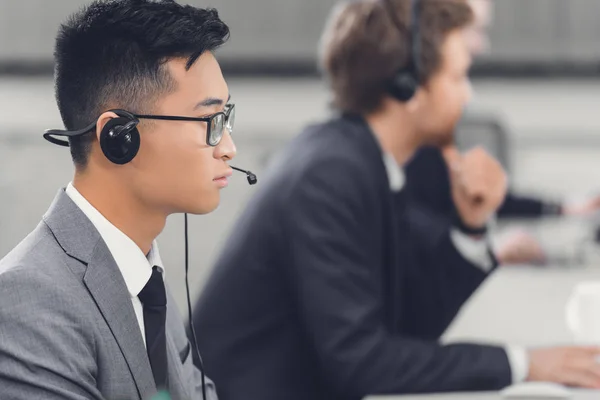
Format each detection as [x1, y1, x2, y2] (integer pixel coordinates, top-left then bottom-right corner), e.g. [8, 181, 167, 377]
[99, 110, 140, 165]
[388, 71, 419, 102]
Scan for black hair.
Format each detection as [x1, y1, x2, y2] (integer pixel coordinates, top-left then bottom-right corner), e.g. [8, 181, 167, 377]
[54, 0, 230, 167]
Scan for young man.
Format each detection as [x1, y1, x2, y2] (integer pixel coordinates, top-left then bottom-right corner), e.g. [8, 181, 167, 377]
[0, 1, 235, 399]
[404, 0, 600, 266]
[406, 0, 600, 237]
[193, 1, 600, 399]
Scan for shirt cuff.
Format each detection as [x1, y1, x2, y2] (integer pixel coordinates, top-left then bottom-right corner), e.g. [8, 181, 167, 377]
[505, 345, 529, 383]
[450, 228, 494, 273]
[542, 201, 563, 216]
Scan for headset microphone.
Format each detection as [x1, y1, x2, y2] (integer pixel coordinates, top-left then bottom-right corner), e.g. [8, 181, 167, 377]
[231, 166, 258, 185]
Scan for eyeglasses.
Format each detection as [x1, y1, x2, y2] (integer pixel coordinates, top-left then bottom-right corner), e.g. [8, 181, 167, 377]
[135, 103, 236, 147]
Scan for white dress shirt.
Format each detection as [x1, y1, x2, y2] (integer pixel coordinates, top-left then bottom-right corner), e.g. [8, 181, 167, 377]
[382, 153, 528, 383]
[66, 183, 163, 348]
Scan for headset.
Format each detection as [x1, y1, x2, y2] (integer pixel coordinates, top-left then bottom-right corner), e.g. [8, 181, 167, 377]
[44, 109, 141, 165]
[382, 0, 421, 102]
[44, 109, 257, 400]
[44, 109, 258, 184]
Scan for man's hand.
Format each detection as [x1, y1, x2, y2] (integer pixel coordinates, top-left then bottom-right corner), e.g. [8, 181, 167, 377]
[563, 196, 600, 216]
[443, 145, 508, 229]
[494, 230, 546, 266]
[528, 347, 600, 388]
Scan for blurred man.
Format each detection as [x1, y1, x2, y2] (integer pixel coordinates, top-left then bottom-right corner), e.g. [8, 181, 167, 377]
[193, 1, 600, 399]
[0, 1, 235, 399]
[405, 0, 600, 265]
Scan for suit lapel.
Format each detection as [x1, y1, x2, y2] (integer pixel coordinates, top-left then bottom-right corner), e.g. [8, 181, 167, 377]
[43, 189, 156, 398]
[84, 241, 157, 399]
[164, 330, 189, 400]
[343, 115, 405, 333]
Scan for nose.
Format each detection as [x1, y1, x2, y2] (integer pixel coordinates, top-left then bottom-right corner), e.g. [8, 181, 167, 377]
[215, 130, 237, 161]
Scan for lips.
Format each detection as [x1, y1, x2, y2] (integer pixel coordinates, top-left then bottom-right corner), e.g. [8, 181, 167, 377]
[213, 169, 233, 188]
[213, 169, 233, 181]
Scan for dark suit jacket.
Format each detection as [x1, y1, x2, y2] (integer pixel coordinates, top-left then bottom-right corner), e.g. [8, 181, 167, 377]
[194, 115, 512, 400]
[405, 146, 561, 219]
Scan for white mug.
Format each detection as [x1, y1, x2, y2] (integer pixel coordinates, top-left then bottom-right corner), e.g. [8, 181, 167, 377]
[565, 281, 600, 344]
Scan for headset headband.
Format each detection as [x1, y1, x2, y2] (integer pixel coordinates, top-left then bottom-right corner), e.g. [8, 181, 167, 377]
[42, 109, 138, 147]
[382, 0, 421, 80]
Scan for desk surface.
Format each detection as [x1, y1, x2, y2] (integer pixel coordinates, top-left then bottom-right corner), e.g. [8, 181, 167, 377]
[365, 388, 599, 399]
[442, 264, 600, 347]
[368, 264, 600, 400]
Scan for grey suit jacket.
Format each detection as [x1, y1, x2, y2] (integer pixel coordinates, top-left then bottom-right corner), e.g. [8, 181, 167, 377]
[0, 189, 217, 400]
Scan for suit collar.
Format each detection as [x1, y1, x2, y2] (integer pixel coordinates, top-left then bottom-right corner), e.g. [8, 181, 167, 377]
[64, 183, 164, 298]
[43, 189, 157, 397]
[43, 188, 101, 264]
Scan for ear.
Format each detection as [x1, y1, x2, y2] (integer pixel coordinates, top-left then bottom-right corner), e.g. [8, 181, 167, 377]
[95, 111, 120, 141]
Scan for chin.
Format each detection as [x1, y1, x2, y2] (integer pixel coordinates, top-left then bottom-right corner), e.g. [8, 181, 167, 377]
[426, 130, 455, 148]
[189, 195, 220, 215]
[169, 191, 219, 215]
[186, 202, 219, 215]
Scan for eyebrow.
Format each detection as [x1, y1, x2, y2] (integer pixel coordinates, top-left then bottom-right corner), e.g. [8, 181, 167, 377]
[194, 94, 231, 110]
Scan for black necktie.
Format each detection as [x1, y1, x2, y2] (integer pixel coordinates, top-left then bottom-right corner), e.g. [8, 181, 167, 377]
[138, 266, 168, 389]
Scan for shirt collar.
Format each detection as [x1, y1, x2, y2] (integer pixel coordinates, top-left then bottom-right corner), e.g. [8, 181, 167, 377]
[382, 152, 405, 192]
[65, 183, 164, 298]
[347, 112, 406, 192]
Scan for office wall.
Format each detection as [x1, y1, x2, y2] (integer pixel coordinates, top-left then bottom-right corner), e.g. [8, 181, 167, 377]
[1, 0, 599, 68]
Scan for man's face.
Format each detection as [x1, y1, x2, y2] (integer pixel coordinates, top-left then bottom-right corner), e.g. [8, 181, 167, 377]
[414, 29, 473, 147]
[128, 52, 236, 215]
